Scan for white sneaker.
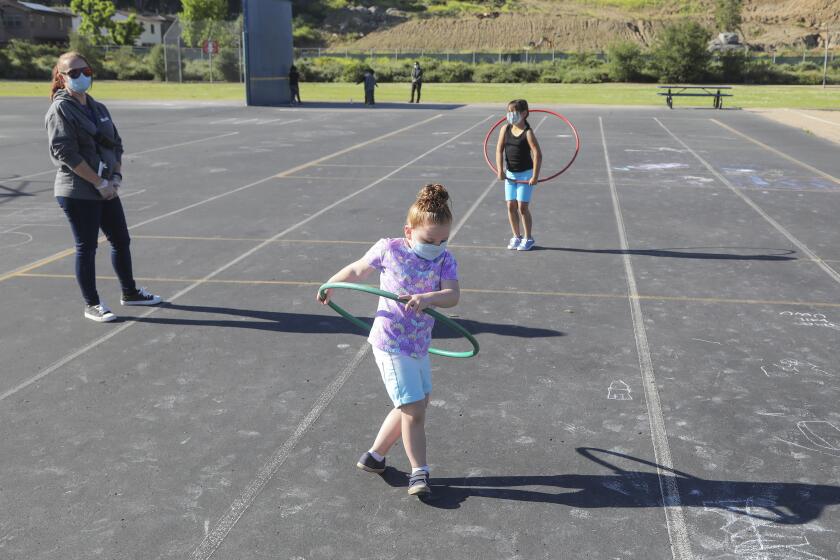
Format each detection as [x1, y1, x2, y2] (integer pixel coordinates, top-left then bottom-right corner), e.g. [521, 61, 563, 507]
[507, 236, 522, 250]
[84, 303, 117, 322]
[121, 287, 162, 306]
[517, 238, 536, 251]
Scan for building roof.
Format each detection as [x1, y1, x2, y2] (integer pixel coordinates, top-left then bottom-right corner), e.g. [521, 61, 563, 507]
[17, 1, 65, 14]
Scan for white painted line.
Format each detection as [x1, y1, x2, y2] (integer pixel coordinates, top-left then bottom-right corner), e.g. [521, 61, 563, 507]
[128, 131, 240, 157]
[0, 114, 488, 404]
[709, 119, 840, 186]
[190, 115, 494, 559]
[189, 344, 370, 560]
[657, 118, 840, 288]
[450, 116, 546, 239]
[600, 117, 693, 560]
[785, 109, 840, 127]
[2, 132, 242, 183]
[257, 118, 301, 126]
[0, 114, 444, 282]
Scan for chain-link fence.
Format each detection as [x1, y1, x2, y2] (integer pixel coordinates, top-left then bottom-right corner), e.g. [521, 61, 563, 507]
[294, 48, 833, 67]
[161, 18, 244, 83]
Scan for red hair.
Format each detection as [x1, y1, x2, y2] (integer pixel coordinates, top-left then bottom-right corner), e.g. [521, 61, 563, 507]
[50, 52, 91, 100]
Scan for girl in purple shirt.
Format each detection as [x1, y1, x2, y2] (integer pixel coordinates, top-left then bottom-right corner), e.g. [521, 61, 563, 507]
[318, 184, 460, 497]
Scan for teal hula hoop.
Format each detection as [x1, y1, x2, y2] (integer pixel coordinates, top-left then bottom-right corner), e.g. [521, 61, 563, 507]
[318, 281, 479, 359]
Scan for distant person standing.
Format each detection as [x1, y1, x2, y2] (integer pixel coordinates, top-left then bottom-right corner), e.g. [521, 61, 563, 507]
[410, 61, 423, 103]
[288, 64, 301, 105]
[358, 69, 378, 106]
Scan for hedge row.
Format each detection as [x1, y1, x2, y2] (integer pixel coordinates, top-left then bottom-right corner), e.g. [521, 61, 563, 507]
[1, 38, 836, 85]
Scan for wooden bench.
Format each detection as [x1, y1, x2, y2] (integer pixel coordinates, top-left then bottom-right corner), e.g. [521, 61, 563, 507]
[657, 85, 733, 109]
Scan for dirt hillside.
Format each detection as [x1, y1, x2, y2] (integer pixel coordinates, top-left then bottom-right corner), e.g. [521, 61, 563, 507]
[336, 0, 839, 52]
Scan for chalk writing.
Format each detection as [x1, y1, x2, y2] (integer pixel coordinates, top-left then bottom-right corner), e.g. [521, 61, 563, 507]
[778, 311, 840, 330]
[761, 359, 832, 378]
[703, 498, 826, 560]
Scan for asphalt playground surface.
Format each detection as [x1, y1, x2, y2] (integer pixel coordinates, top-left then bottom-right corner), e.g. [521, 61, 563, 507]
[1, 97, 840, 560]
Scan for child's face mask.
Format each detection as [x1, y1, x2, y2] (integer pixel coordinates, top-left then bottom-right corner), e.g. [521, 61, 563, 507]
[411, 240, 447, 261]
[405, 222, 451, 261]
[506, 111, 521, 125]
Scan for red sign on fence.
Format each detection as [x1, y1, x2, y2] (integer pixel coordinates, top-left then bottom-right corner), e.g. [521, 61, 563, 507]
[202, 40, 219, 54]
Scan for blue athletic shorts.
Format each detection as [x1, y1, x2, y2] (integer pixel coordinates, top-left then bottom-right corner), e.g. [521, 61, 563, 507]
[371, 346, 431, 407]
[505, 169, 535, 202]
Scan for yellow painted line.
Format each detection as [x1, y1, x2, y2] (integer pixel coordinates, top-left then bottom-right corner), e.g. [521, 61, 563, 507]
[0, 114, 444, 283]
[16, 272, 840, 309]
[711, 119, 840, 185]
[0, 248, 77, 282]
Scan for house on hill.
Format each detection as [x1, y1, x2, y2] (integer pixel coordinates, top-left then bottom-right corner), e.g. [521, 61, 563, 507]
[55, 8, 171, 46]
[0, 0, 72, 44]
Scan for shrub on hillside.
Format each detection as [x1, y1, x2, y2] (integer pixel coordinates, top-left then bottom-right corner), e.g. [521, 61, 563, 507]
[214, 48, 241, 82]
[651, 20, 712, 83]
[103, 47, 154, 80]
[1, 40, 61, 79]
[709, 51, 748, 83]
[607, 41, 644, 82]
[425, 61, 473, 82]
[182, 59, 211, 81]
[562, 66, 609, 83]
[148, 44, 166, 81]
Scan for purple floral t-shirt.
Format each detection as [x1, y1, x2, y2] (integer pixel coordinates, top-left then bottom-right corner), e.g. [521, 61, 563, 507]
[364, 238, 459, 358]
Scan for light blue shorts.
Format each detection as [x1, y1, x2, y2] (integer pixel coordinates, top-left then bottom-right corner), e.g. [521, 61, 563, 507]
[371, 346, 431, 408]
[505, 169, 535, 202]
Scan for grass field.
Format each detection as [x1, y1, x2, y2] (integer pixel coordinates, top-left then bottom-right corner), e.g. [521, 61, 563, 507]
[2, 80, 839, 109]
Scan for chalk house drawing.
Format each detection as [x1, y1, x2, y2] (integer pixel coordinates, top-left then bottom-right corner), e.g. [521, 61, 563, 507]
[607, 380, 632, 400]
[702, 498, 826, 560]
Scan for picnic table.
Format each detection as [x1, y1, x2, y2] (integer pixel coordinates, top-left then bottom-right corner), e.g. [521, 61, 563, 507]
[657, 85, 733, 109]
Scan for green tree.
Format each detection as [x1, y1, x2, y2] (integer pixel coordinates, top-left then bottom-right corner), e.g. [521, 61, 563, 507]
[70, 0, 116, 45]
[179, 0, 227, 47]
[714, 0, 742, 32]
[652, 21, 712, 83]
[111, 14, 143, 46]
[607, 41, 644, 82]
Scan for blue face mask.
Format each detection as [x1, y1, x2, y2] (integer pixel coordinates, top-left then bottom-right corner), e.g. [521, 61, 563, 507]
[411, 240, 447, 261]
[506, 111, 520, 125]
[67, 74, 92, 94]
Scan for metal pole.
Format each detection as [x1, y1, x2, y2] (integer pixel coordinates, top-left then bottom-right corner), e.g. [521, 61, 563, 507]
[239, 32, 244, 83]
[823, 26, 830, 87]
[177, 37, 182, 83]
[164, 42, 168, 82]
[209, 42, 213, 83]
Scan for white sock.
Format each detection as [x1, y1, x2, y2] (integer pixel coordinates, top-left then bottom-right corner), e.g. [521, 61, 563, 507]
[368, 450, 384, 462]
[411, 466, 429, 475]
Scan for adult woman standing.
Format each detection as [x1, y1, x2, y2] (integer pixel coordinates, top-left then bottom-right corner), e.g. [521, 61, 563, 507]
[45, 51, 160, 322]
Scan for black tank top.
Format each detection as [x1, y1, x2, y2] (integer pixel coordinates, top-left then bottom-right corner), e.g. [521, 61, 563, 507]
[504, 123, 533, 172]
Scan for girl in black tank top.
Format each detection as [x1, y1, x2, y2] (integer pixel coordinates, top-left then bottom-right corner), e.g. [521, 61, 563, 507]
[504, 121, 533, 172]
[494, 99, 542, 251]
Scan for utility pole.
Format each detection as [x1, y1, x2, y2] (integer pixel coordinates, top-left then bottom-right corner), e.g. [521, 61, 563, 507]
[823, 24, 830, 88]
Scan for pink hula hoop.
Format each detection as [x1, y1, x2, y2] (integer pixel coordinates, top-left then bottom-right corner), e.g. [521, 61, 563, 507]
[483, 109, 581, 184]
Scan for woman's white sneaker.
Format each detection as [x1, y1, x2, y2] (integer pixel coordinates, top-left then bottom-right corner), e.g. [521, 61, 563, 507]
[121, 287, 162, 306]
[84, 303, 117, 322]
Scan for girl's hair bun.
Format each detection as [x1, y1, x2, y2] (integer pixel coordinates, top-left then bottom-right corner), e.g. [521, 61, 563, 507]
[408, 183, 452, 227]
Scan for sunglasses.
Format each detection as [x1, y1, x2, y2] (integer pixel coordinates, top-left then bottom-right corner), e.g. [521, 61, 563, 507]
[63, 67, 93, 79]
